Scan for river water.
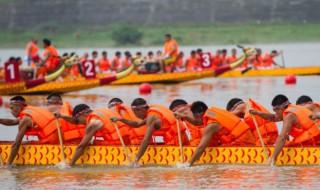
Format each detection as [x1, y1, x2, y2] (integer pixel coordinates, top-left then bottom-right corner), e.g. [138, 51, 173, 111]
[0, 43, 319, 189]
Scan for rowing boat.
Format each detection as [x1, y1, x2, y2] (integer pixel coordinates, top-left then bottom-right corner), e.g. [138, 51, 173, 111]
[0, 142, 318, 166]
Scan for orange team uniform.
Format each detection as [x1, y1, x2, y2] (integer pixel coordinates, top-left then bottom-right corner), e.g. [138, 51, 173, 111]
[122, 58, 131, 70]
[238, 59, 249, 70]
[186, 56, 199, 72]
[43, 45, 60, 73]
[262, 53, 274, 68]
[253, 55, 263, 69]
[163, 39, 179, 64]
[87, 108, 132, 145]
[25, 41, 39, 67]
[203, 107, 256, 146]
[111, 57, 121, 71]
[21, 106, 59, 144]
[283, 104, 320, 146]
[99, 58, 111, 72]
[212, 54, 221, 68]
[226, 55, 237, 64]
[182, 120, 204, 146]
[57, 102, 86, 144]
[244, 99, 278, 145]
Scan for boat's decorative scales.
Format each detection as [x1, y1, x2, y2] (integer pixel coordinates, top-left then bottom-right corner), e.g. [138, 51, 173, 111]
[0, 143, 319, 166]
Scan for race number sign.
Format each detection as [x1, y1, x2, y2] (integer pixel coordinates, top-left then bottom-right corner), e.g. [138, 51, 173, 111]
[200, 53, 212, 69]
[5, 60, 21, 83]
[81, 60, 96, 79]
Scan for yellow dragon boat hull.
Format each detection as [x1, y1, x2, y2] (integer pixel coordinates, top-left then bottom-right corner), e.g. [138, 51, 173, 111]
[0, 143, 319, 166]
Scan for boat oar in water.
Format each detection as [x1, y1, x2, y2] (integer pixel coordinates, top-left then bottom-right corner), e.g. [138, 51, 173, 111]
[55, 119, 67, 168]
[111, 121, 133, 164]
[176, 119, 184, 163]
[247, 103, 270, 163]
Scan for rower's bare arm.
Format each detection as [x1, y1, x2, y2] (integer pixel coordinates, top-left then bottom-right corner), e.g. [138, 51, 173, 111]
[249, 109, 281, 122]
[55, 113, 79, 124]
[0, 118, 19, 126]
[189, 122, 220, 166]
[271, 113, 296, 164]
[116, 118, 146, 128]
[134, 116, 159, 163]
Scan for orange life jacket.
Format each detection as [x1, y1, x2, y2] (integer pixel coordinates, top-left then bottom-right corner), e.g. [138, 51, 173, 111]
[204, 107, 256, 146]
[57, 102, 86, 144]
[283, 104, 320, 146]
[87, 108, 131, 145]
[26, 41, 39, 58]
[112, 57, 121, 71]
[253, 55, 263, 68]
[244, 99, 278, 145]
[226, 55, 237, 64]
[147, 105, 187, 145]
[212, 55, 221, 67]
[21, 106, 59, 144]
[99, 58, 110, 71]
[164, 39, 179, 57]
[262, 53, 273, 68]
[182, 121, 204, 146]
[43, 45, 60, 72]
[122, 58, 131, 69]
[186, 56, 198, 71]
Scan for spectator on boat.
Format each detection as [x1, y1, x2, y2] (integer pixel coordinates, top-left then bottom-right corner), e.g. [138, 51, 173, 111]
[226, 98, 278, 145]
[185, 50, 199, 72]
[175, 101, 255, 166]
[162, 34, 179, 73]
[250, 94, 320, 166]
[25, 39, 39, 67]
[226, 48, 237, 64]
[111, 51, 122, 72]
[112, 98, 187, 166]
[98, 51, 111, 73]
[296, 95, 320, 120]
[0, 96, 59, 165]
[42, 38, 60, 74]
[155, 50, 163, 62]
[140, 51, 161, 74]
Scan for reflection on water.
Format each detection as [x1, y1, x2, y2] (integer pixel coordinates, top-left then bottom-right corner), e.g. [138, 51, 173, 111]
[1, 165, 320, 189]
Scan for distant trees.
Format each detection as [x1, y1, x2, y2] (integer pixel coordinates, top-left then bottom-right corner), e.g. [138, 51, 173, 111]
[111, 25, 143, 45]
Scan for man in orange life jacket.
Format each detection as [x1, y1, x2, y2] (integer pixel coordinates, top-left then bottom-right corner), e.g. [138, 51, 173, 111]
[170, 99, 204, 146]
[47, 93, 85, 144]
[226, 98, 278, 145]
[250, 94, 320, 166]
[42, 38, 60, 73]
[111, 98, 186, 166]
[296, 95, 320, 121]
[0, 96, 59, 165]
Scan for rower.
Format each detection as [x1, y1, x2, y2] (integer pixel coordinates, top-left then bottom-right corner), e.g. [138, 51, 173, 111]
[185, 50, 199, 72]
[42, 38, 60, 73]
[111, 51, 122, 72]
[226, 98, 278, 145]
[63, 104, 131, 166]
[47, 93, 85, 144]
[112, 98, 186, 166]
[170, 99, 202, 146]
[0, 96, 59, 165]
[262, 50, 281, 68]
[98, 51, 111, 73]
[296, 95, 320, 121]
[162, 34, 179, 73]
[177, 101, 256, 166]
[250, 94, 320, 166]
[226, 48, 237, 64]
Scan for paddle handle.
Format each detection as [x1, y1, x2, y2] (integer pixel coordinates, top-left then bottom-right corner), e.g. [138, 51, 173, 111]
[56, 119, 66, 162]
[0, 150, 3, 165]
[280, 51, 286, 68]
[248, 105, 270, 161]
[176, 119, 184, 163]
[112, 122, 132, 163]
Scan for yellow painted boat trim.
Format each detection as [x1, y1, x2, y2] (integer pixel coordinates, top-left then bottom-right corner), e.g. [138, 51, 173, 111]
[0, 143, 319, 166]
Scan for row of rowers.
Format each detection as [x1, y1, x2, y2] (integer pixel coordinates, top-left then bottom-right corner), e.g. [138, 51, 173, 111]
[1, 94, 319, 166]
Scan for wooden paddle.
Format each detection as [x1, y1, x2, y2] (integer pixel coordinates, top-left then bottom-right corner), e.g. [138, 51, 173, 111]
[0, 150, 4, 165]
[176, 119, 184, 163]
[280, 50, 286, 68]
[247, 104, 270, 162]
[56, 119, 67, 163]
[111, 121, 132, 163]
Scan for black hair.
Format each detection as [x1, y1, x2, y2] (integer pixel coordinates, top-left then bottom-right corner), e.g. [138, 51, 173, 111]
[271, 94, 289, 107]
[148, 51, 154, 56]
[271, 50, 278, 54]
[72, 104, 90, 117]
[169, 99, 188, 111]
[191, 50, 196, 54]
[131, 98, 147, 107]
[46, 93, 62, 100]
[115, 51, 121, 56]
[296, 95, 313, 105]
[191, 101, 208, 115]
[10, 96, 26, 102]
[62, 53, 68, 57]
[92, 51, 98, 55]
[108, 98, 123, 105]
[222, 49, 227, 53]
[196, 49, 203, 53]
[226, 98, 244, 111]
[165, 34, 172, 38]
[136, 52, 142, 56]
[43, 38, 51, 46]
[102, 51, 107, 55]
